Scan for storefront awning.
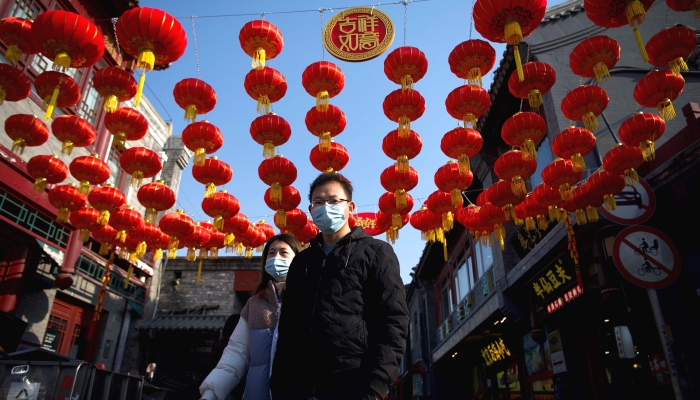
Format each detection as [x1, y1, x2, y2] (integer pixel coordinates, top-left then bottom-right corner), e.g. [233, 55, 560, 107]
[134, 315, 227, 332]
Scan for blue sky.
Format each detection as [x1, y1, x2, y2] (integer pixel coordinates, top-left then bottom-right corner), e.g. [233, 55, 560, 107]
[138, 0, 567, 282]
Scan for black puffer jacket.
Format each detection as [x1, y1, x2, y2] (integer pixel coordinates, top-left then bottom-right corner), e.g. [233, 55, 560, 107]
[270, 227, 408, 399]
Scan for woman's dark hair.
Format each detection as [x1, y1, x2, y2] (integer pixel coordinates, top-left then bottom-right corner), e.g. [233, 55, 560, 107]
[254, 233, 303, 295]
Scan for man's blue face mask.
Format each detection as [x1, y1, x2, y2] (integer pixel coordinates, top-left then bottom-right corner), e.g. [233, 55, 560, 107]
[311, 203, 348, 234]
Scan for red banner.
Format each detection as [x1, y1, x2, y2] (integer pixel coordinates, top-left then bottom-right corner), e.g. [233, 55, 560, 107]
[353, 212, 385, 236]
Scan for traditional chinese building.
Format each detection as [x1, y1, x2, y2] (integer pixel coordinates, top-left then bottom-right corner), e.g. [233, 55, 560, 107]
[398, 1, 700, 399]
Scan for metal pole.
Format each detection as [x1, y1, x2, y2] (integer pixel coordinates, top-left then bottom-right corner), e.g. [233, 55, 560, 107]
[647, 289, 683, 399]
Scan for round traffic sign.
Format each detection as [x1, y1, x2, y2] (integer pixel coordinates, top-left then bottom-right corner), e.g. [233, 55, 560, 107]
[612, 226, 680, 289]
[599, 178, 656, 225]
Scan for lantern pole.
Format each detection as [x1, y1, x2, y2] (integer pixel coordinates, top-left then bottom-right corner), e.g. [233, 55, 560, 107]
[647, 288, 684, 399]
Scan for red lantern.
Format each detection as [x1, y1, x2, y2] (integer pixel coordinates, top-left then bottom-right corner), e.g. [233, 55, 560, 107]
[50, 115, 96, 156]
[479, 202, 509, 250]
[588, 170, 626, 211]
[119, 147, 162, 188]
[92, 224, 118, 255]
[0, 17, 39, 64]
[440, 127, 483, 174]
[542, 159, 584, 200]
[297, 220, 319, 244]
[305, 105, 347, 152]
[202, 190, 241, 231]
[205, 225, 227, 260]
[151, 231, 171, 260]
[104, 107, 148, 151]
[494, 150, 537, 196]
[92, 67, 138, 113]
[239, 225, 266, 259]
[618, 112, 666, 161]
[258, 155, 297, 202]
[412, 207, 447, 258]
[584, 0, 654, 61]
[180, 224, 211, 263]
[302, 61, 345, 111]
[239, 20, 284, 69]
[580, 182, 604, 223]
[563, 184, 592, 226]
[116, 7, 187, 106]
[121, 234, 143, 264]
[485, 179, 526, 221]
[48, 184, 87, 223]
[182, 120, 224, 167]
[376, 211, 409, 244]
[0, 63, 30, 105]
[111, 206, 143, 243]
[310, 142, 349, 173]
[130, 222, 162, 258]
[383, 89, 426, 137]
[561, 85, 609, 131]
[256, 221, 276, 241]
[633, 70, 684, 121]
[250, 113, 291, 158]
[501, 112, 546, 159]
[380, 165, 419, 208]
[69, 207, 100, 242]
[137, 180, 176, 223]
[551, 126, 597, 173]
[666, 0, 700, 18]
[646, 25, 696, 76]
[384, 46, 428, 92]
[274, 208, 308, 234]
[434, 161, 474, 207]
[159, 210, 195, 253]
[602, 144, 644, 187]
[532, 183, 565, 222]
[69, 154, 111, 195]
[445, 85, 490, 127]
[222, 213, 250, 253]
[4, 114, 48, 155]
[427, 190, 462, 232]
[88, 184, 126, 225]
[569, 35, 620, 83]
[34, 71, 80, 120]
[448, 39, 496, 87]
[192, 156, 233, 198]
[244, 67, 287, 114]
[514, 196, 538, 231]
[508, 62, 556, 109]
[31, 10, 104, 71]
[173, 78, 217, 123]
[524, 194, 551, 230]
[264, 185, 301, 228]
[473, 0, 547, 81]
[378, 191, 414, 230]
[383, 129, 422, 174]
[27, 155, 68, 192]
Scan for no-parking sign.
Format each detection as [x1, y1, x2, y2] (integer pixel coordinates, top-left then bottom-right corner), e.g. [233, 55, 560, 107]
[612, 226, 680, 289]
[599, 178, 656, 225]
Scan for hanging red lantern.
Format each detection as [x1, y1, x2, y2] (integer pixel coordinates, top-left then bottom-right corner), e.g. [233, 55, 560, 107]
[192, 156, 233, 198]
[222, 213, 250, 253]
[173, 78, 217, 123]
[202, 190, 241, 231]
[310, 142, 349, 173]
[412, 207, 447, 258]
[448, 39, 496, 87]
[0, 17, 39, 64]
[526, 194, 551, 230]
[618, 112, 666, 161]
[0, 63, 30, 105]
[445, 84, 490, 127]
[588, 170, 626, 211]
[256, 221, 276, 241]
[532, 183, 565, 222]
[305, 105, 347, 152]
[34, 71, 80, 120]
[508, 62, 556, 109]
[494, 150, 537, 196]
[244, 67, 288, 114]
[501, 112, 546, 159]
[666, 0, 700, 19]
[264, 185, 301, 228]
[584, 0, 655, 61]
[239, 225, 266, 259]
[479, 202, 509, 250]
[151, 231, 171, 260]
[92, 224, 118, 255]
[137, 180, 176, 224]
[384, 46, 428, 92]
[69, 207, 101, 242]
[250, 113, 291, 158]
[274, 208, 308, 234]
[92, 67, 138, 113]
[239, 20, 284, 70]
[551, 126, 597, 173]
[4, 114, 48, 155]
[485, 179, 526, 221]
[434, 161, 474, 207]
[119, 147, 162, 188]
[569, 35, 620, 83]
[542, 158, 584, 200]
[514, 196, 537, 231]
[31, 10, 104, 71]
[297, 220, 319, 244]
[602, 143, 644, 187]
[633, 70, 684, 121]
[104, 107, 148, 151]
[426, 190, 462, 232]
[182, 120, 224, 167]
[440, 127, 483, 175]
[48, 184, 87, 223]
[120, 234, 143, 264]
[378, 191, 414, 230]
[559, 186, 587, 225]
[302, 61, 345, 111]
[116, 7, 187, 106]
[88, 184, 126, 225]
[383, 89, 426, 137]
[380, 165, 419, 208]
[376, 211, 410, 244]
[51, 115, 95, 156]
[646, 25, 697, 75]
[69, 154, 111, 195]
[383, 129, 422, 174]
[180, 223, 211, 264]
[130, 222, 162, 258]
[204, 224, 227, 260]
[580, 182, 604, 223]
[111, 206, 143, 243]
[473, 0, 547, 81]
[27, 155, 68, 192]
[561, 85, 609, 131]
[258, 155, 297, 202]
[159, 210, 195, 254]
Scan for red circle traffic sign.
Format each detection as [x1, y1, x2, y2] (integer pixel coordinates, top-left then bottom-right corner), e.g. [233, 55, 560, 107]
[612, 226, 680, 289]
[599, 178, 656, 225]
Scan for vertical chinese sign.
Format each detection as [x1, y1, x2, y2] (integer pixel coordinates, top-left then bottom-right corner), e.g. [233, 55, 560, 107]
[323, 7, 395, 62]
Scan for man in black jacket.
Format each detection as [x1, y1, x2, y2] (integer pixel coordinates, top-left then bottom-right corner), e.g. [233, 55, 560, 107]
[270, 173, 408, 400]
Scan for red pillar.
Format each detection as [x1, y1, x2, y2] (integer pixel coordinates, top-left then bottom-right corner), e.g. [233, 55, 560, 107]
[56, 230, 82, 290]
[0, 245, 29, 314]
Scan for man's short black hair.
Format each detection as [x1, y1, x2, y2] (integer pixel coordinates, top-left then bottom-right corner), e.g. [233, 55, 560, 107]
[309, 172, 353, 202]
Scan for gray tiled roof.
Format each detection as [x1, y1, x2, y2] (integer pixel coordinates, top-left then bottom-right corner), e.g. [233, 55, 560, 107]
[542, 0, 585, 22]
[135, 315, 227, 331]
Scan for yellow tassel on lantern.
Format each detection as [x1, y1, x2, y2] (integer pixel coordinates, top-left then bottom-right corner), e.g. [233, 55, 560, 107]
[112, 132, 126, 151]
[397, 155, 409, 173]
[245, 247, 254, 259]
[104, 94, 118, 113]
[185, 104, 198, 123]
[494, 224, 506, 250]
[79, 229, 90, 242]
[4, 44, 22, 64]
[481, 231, 492, 247]
[521, 139, 537, 159]
[186, 247, 196, 261]
[236, 243, 245, 255]
[224, 233, 235, 249]
[392, 213, 403, 230]
[135, 242, 147, 257]
[603, 194, 617, 211]
[586, 206, 599, 222]
[401, 75, 414, 93]
[144, 208, 157, 224]
[199, 248, 209, 260]
[457, 154, 471, 175]
[204, 182, 217, 199]
[525, 217, 536, 231]
[575, 209, 587, 226]
[253, 47, 266, 70]
[196, 258, 203, 284]
[60, 140, 74, 156]
[398, 116, 411, 137]
[212, 216, 223, 231]
[503, 205, 516, 221]
[192, 148, 206, 167]
[548, 206, 558, 221]
[130, 171, 144, 188]
[137, 49, 155, 71]
[385, 228, 397, 245]
[318, 132, 332, 152]
[128, 251, 139, 263]
[559, 183, 572, 201]
[420, 230, 428, 241]
[570, 153, 585, 173]
[135, 71, 147, 107]
[154, 249, 163, 260]
[463, 113, 476, 128]
[451, 188, 463, 207]
[537, 214, 548, 230]
[504, 20, 524, 81]
[624, 168, 639, 187]
[11, 138, 26, 155]
[77, 181, 91, 195]
[52, 51, 71, 71]
[168, 237, 179, 253]
[124, 264, 133, 289]
[528, 90, 543, 108]
[692, 3, 700, 18]
[511, 176, 526, 196]
[263, 141, 276, 158]
[640, 140, 655, 161]
[316, 90, 329, 112]
[442, 212, 454, 232]
[593, 62, 611, 83]
[211, 248, 220, 260]
[275, 209, 287, 228]
[467, 67, 482, 87]
[657, 99, 676, 121]
[44, 86, 60, 120]
[270, 182, 282, 202]
[115, 230, 127, 243]
[168, 249, 177, 259]
[34, 177, 47, 192]
[257, 95, 271, 114]
[98, 210, 110, 225]
[632, 28, 649, 63]
[436, 227, 445, 245]
[582, 112, 599, 131]
[99, 242, 110, 255]
[56, 207, 70, 223]
[395, 189, 407, 208]
[323, 167, 334, 174]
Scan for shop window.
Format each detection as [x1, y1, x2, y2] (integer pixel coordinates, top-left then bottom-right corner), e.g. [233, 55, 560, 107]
[530, 135, 553, 188]
[439, 275, 452, 321]
[10, 0, 42, 19]
[107, 148, 126, 189]
[474, 240, 493, 280]
[77, 64, 105, 125]
[456, 259, 471, 301]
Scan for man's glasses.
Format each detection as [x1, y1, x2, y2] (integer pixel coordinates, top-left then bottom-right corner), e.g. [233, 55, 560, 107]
[310, 199, 349, 209]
